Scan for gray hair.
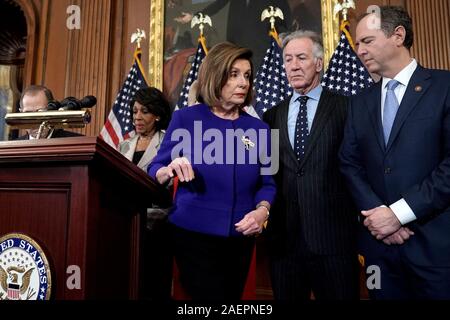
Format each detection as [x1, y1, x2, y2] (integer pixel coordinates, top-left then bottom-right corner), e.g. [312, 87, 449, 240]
[282, 30, 324, 59]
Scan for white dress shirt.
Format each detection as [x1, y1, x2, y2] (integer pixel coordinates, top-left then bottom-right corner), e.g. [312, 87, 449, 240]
[380, 59, 418, 225]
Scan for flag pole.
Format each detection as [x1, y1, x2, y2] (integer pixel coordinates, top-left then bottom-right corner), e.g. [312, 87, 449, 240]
[99, 28, 149, 148]
[130, 29, 150, 85]
[175, 13, 210, 109]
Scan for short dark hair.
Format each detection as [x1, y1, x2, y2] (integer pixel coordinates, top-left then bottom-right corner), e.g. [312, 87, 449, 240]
[130, 87, 171, 131]
[359, 6, 414, 49]
[197, 42, 254, 107]
[19, 85, 54, 110]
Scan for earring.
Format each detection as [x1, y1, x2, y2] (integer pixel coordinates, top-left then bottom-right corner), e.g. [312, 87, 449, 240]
[156, 118, 160, 121]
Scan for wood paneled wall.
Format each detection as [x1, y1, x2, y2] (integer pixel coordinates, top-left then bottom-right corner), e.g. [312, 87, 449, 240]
[407, 0, 450, 70]
[348, 0, 449, 71]
[17, 0, 150, 137]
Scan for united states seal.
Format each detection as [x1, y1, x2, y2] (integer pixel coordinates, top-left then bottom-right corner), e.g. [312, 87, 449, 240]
[0, 233, 52, 300]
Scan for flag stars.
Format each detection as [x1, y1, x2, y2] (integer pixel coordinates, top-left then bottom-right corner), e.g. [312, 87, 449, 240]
[254, 38, 291, 116]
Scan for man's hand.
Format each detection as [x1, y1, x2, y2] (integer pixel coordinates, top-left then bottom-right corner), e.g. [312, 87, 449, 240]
[362, 206, 402, 240]
[382, 227, 415, 245]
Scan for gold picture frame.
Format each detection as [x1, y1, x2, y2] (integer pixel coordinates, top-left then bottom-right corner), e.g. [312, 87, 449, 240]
[149, 0, 339, 93]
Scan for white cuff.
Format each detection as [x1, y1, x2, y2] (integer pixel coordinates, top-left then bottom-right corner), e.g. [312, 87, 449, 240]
[390, 198, 417, 225]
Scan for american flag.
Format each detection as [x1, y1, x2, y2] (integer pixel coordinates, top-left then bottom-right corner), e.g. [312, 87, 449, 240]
[100, 48, 148, 148]
[254, 32, 292, 118]
[321, 21, 374, 96]
[176, 36, 207, 109]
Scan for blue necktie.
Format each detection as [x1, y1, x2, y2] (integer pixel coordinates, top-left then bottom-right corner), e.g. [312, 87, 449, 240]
[383, 80, 400, 145]
[294, 96, 309, 161]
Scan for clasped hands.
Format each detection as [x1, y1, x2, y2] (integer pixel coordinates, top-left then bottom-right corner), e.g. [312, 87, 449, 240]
[155, 157, 267, 236]
[362, 206, 414, 245]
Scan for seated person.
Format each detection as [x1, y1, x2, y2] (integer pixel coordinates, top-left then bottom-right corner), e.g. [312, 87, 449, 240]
[16, 85, 83, 140]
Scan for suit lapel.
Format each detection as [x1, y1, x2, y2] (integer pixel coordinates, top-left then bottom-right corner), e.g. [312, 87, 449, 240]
[365, 82, 386, 153]
[386, 66, 431, 151]
[299, 90, 336, 167]
[278, 99, 299, 165]
[122, 135, 138, 161]
[137, 131, 164, 171]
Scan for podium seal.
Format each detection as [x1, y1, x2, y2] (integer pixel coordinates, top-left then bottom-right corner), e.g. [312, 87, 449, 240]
[0, 233, 52, 300]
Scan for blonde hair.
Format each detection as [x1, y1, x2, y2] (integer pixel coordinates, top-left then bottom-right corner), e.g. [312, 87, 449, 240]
[197, 42, 254, 107]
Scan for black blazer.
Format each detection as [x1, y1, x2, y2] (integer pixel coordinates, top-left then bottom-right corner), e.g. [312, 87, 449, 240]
[263, 89, 357, 256]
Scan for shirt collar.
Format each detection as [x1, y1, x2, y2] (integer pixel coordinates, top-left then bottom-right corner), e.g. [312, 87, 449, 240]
[382, 59, 418, 89]
[292, 84, 323, 102]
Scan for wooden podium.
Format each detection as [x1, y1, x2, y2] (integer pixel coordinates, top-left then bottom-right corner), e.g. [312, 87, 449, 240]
[0, 137, 171, 299]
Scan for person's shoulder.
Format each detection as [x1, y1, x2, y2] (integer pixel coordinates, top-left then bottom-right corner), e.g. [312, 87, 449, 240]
[240, 111, 270, 130]
[264, 99, 290, 117]
[426, 67, 450, 80]
[261, 101, 289, 125]
[320, 88, 349, 103]
[347, 81, 379, 103]
[263, 105, 280, 117]
[173, 103, 208, 118]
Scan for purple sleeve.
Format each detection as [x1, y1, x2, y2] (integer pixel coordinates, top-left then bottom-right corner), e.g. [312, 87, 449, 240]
[148, 110, 182, 180]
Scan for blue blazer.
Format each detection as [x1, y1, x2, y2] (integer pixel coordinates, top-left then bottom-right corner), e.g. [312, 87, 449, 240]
[148, 104, 276, 237]
[339, 65, 450, 266]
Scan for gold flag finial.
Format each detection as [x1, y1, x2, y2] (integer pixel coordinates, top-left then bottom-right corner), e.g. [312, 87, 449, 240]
[334, 0, 355, 21]
[131, 28, 146, 49]
[261, 6, 284, 31]
[191, 13, 212, 37]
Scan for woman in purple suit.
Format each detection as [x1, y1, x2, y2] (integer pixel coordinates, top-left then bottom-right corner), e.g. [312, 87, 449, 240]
[148, 42, 276, 300]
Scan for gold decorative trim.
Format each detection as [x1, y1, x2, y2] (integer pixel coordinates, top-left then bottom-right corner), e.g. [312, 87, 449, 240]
[322, 0, 340, 70]
[149, 0, 340, 90]
[149, 0, 164, 90]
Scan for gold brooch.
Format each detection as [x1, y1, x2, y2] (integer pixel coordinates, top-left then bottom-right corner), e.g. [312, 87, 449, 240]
[241, 136, 255, 150]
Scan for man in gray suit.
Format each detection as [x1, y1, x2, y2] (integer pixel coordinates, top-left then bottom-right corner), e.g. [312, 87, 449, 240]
[263, 30, 359, 300]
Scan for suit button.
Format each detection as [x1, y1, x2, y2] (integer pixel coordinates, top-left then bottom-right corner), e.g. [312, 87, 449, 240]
[384, 167, 391, 174]
[297, 169, 305, 176]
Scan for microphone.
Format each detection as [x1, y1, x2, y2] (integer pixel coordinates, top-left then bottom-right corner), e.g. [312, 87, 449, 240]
[58, 95, 97, 110]
[79, 95, 97, 108]
[47, 100, 61, 111]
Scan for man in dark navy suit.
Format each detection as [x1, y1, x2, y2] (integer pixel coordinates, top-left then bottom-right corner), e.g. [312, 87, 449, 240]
[340, 6, 450, 299]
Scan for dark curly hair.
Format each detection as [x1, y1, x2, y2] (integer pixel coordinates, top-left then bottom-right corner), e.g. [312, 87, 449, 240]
[130, 87, 172, 131]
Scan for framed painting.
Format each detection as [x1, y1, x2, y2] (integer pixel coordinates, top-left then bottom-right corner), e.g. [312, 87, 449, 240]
[149, 0, 340, 108]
